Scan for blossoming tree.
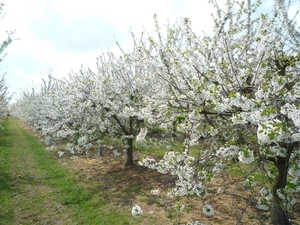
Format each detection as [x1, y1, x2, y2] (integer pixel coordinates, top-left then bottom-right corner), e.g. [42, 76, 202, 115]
[136, 0, 300, 224]
[10, 74, 66, 140]
[0, 76, 11, 126]
[0, 3, 15, 127]
[11, 47, 155, 166]
[93, 48, 156, 165]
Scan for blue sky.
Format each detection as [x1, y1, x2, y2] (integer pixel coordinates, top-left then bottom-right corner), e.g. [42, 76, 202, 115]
[0, 0, 299, 102]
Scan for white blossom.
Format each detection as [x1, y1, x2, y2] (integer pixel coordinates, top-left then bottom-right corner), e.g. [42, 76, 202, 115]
[202, 205, 214, 216]
[151, 189, 160, 195]
[136, 128, 148, 143]
[277, 189, 297, 210]
[257, 198, 271, 211]
[58, 151, 64, 157]
[260, 187, 273, 200]
[187, 221, 204, 225]
[131, 205, 143, 217]
[238, 150, 254, 164]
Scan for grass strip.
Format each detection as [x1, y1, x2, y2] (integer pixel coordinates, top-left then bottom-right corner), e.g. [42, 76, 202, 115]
[0, 120, 14, 224]
[0, 117, 141, 225]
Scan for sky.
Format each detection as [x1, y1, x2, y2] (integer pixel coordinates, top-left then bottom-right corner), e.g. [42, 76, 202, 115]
[0, 0, 299, 102]
[0, 0, 216, 102]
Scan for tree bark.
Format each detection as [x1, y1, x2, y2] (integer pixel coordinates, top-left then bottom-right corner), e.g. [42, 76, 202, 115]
[125, 116, 134, 166]
[125, 137, 134, 166]
[270, 156, 291, 225]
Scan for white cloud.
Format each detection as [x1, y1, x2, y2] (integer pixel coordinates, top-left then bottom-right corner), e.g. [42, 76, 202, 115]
[0, 0, 216, 102]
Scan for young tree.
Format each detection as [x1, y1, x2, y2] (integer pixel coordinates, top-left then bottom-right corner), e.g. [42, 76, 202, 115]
[0, 3, 14, 63]
[0, 3, 15, 126]
[94, 49, 154, 165]
[10, 74, 65, 136]
[0, 75, 11, 125]
[137, 0, 300, 224]
[11, 71, 103, 150]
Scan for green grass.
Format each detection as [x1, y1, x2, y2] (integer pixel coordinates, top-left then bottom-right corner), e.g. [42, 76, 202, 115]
[0, 117, 142, 225]
[0, 119, 14, 224]
[135, 138, 192, 158]
[135, 142, 169, 157]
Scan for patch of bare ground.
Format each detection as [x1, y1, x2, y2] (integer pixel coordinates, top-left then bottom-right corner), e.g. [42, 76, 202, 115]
[50, 145, 300, 225]
[12, 184, 72, 225]
[55, 148, 176, 224]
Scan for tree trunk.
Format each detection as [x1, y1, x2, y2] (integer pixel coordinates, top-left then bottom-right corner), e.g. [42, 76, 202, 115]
[125, 137, 134, 166]
[125, 116, 134, 166]
[270, 156, 291, 225]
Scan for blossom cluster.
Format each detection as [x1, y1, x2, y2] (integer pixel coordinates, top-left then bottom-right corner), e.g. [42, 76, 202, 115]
[139, 151, 207, 198]
[277, 188, 297, 210]
[136, 128, 148, 143]
[0, 76, 11, 129]
[131, 205, 143, 217]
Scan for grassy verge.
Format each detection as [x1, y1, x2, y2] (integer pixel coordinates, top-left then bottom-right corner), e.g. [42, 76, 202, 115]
[0, 120, 14, 224]
[0, 117, 141, 225]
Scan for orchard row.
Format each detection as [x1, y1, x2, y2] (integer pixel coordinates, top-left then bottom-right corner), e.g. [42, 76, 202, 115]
[9, 1, 300, 224]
